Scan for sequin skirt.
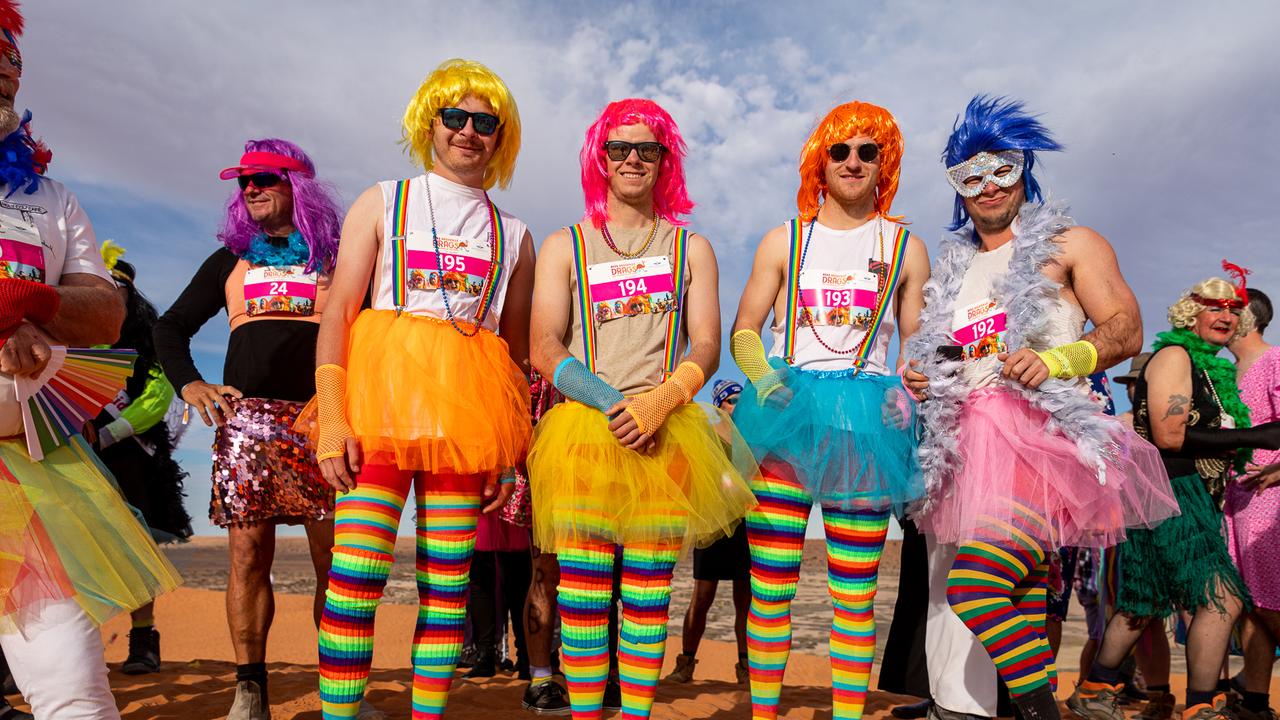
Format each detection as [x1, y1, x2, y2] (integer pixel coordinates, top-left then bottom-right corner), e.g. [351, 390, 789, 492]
[210, 397, 334, 527]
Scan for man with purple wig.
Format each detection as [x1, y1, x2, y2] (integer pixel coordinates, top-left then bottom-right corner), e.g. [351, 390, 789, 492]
[154, 138, 343, 719]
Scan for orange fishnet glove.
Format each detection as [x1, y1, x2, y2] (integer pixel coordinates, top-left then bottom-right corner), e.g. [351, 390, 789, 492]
[315, 364, 354, 462]
[1037, 340, 1098, 379]
[626, 361, 705, 435]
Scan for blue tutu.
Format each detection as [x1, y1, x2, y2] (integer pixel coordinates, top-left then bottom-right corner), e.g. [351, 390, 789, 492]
[732, 359, 923, 511]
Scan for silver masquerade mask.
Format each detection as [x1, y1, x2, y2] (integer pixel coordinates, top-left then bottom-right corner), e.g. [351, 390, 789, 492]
[945, 150, 1025, 197]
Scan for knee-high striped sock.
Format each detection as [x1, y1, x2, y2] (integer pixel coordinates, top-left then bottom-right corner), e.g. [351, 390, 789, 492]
[1012, 559, 1056, 690]
[946, 519, 1052, 697]
[558, 540, 615, 720]
[746, 463, 810, 720]
[825, 507, 890, 720]
[319, 464, 412, 719]
[410, 474, 483, 720]
[616, 543, 679, 719]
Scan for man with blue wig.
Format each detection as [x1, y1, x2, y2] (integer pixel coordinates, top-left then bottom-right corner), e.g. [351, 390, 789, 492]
[904, 96, 1177, 720]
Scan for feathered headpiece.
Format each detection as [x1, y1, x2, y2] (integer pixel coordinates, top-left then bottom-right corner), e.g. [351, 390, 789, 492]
[100, 240, 136, 284]
[942, 95, 1063, 231]
[1221, 259, 1250, 302]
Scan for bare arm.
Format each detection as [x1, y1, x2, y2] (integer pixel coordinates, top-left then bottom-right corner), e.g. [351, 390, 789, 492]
[528, 229, 575, 379]
[1062, 226, 1143, 371]
[731, 225, 788, 335]
[498, 229, 536, 375]
[316, 185, 382, 369]
[894, 234, 930, 371]
[681, 232, 721, 378]
[41, 273, 124, 346]
[1143, 345, 1193, 451]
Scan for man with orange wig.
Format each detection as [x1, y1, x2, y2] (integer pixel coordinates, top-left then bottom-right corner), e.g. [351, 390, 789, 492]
[729, 100, 931, 720]
[526, 98, 756, 720]
[310, 58, 536, 719]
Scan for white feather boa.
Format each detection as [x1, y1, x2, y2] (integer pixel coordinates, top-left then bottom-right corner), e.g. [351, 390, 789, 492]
[906, 201, 1120, 513]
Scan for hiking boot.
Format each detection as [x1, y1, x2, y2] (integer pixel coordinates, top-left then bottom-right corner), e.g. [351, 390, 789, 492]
[1184, 695, 1230, 720]
[227, 679, 271, 720]
[122, 627, 161, 675]
[1014, 686, 1062, 720]
[1138, 692, 1178, 720]
[522, 678, 570, 715]
[665, 654, 696, 683]
[462, 648, 497, 680]
[734, 658, 749, 686]
[1068, 681, 1125, 720]
[602, 675, 622, 711]
[893, 700, 934, 719]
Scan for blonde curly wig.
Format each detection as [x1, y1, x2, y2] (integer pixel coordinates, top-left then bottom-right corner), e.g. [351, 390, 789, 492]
[1168, 276, 1255, 341]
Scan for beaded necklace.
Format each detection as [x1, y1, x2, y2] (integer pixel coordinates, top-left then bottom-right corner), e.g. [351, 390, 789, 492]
[795, 215, 887, 359]
[600, 213, 659, 259]
[423, 174, 499, 337]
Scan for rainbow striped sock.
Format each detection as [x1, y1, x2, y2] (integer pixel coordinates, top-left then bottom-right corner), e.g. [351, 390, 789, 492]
[745, 465, 810, 720]
[409, 480, 482, 719]
[1012, 559, 1056, 690]
[616, 543, 679, 719]
[319, 465, 410, 719]
[825, 507, 889, 720]
[558, 540, 615, 720]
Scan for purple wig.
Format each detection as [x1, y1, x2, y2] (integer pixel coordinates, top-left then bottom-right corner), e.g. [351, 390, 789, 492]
[580, 99, 694, 228]
[217, 138, 343, 274]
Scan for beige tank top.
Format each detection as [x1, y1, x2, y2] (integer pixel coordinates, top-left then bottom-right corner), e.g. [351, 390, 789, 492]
[565, 221, 692, 395]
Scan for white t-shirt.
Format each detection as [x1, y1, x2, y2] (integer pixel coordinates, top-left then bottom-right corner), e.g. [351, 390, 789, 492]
[0, 177, 114, 436]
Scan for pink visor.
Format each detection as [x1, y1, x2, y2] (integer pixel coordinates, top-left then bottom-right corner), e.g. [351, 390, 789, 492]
[218, 151, 313, 180]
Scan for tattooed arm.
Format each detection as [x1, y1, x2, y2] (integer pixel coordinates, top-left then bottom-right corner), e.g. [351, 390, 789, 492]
[1143, 345, 1194, 451]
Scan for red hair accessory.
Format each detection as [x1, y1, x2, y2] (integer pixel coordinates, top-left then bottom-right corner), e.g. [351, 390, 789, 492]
[218, 151, 312, 180]
[1221, 259, 1250, 301]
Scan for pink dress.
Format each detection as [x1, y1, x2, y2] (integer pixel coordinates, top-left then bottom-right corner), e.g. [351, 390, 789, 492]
[1225, 346, 1280, 611]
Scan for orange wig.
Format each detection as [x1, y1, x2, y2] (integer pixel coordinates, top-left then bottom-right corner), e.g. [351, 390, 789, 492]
[796, 101, 904, 223]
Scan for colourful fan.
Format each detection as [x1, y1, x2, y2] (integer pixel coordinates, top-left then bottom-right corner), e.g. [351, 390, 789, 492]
[14, 346, 137, 461]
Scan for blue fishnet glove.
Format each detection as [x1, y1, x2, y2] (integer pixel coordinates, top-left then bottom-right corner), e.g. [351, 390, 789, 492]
[552, 357, 625, 413]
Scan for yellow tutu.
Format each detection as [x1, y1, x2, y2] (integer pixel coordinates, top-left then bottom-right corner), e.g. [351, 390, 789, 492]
[328, 309, 529, 474]
[528, 401, 758, 553]
[0, 437, 182, 633]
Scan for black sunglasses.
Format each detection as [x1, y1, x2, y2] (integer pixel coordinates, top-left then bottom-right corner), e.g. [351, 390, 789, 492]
[439, 107, 500, 136]
[238, 172, 283, 190]
[828, 142, 880, 164]
[604, 141, 665, 163]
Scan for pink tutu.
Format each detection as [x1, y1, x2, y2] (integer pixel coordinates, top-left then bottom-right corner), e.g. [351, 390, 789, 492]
[918, 387, 1178, 547]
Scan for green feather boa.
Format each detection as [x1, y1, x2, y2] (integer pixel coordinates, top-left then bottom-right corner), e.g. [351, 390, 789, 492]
[1152, 327, 1251, 471]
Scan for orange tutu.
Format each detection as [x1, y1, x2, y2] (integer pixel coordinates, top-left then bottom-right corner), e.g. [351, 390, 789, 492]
[303, 309, 530, 475]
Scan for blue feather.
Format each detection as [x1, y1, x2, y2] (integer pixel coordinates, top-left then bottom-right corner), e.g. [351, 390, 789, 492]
[0, 110, 44, 198]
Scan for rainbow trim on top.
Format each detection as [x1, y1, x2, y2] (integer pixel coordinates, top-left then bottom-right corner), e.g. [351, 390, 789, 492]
[569, 224, 598, 373]
[661, 228, 689, 379]
[782, 219, 805, 363]
[475, 200, 506, 325]
[390, 179, 411, 313]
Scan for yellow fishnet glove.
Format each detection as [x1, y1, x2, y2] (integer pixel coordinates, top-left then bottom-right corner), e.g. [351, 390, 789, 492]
[315, 364, 354, 461]
[626, 361, 705, 435]
[730, 329, 784, 404]
[1036, 340, 1098, 379]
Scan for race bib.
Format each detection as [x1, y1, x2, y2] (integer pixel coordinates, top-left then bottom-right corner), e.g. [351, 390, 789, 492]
[952, 298, 1008, 361]
[244, 265, 318, 317]
[405, 232, 493, 297]
[797, 269, 878, 328]
[586, 256, 676, 323]
[0, 218, 45, 284]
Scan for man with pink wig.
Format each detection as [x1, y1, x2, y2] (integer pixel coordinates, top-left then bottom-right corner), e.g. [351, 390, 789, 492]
[526, 98, 757, 720]
[154, 138, 343, 719]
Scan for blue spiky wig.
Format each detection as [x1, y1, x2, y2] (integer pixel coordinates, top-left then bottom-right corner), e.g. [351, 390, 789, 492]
[943, 95, 1063, 231]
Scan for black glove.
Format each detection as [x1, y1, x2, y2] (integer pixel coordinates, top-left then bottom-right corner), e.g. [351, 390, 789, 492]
[1182, 419, 1280, 454]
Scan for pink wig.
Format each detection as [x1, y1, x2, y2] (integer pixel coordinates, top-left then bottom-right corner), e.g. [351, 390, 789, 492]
[580, 99, 694, 228]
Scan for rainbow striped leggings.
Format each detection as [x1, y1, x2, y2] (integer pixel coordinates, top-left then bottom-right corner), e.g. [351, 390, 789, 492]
[945, 508, 1056, 697]
[317, 464, 484, 720]
[557, 540, 680, 720]
[746, 462, 890, 720]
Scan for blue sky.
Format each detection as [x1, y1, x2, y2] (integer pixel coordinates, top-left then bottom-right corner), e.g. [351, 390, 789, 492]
[20, 1, 1279, 536]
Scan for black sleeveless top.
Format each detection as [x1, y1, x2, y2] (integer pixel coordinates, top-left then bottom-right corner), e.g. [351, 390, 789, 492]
[1132, 345, 1232, 502]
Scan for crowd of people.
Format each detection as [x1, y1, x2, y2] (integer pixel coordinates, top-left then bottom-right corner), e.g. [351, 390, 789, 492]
[0, 5, 1275, 720]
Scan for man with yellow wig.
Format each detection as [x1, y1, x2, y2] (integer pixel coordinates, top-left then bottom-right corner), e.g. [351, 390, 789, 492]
[729, 100, 930, 720]
[311, 58, 536, 719]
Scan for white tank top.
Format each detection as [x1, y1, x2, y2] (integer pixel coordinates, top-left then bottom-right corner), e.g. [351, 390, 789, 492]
[952, 236, 1086, 389]
[371, 173, 527, 331]
[768, 217, 901, 374]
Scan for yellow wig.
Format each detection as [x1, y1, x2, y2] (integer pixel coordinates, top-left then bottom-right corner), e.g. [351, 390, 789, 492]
[1169, 277, 1255, 341]
[401, 58, 521, 190]
[796, 101, 904, 223]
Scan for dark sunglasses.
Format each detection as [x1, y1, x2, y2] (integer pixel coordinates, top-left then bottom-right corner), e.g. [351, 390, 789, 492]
[439, 107, 500, 136]
[237, 172, 284, 190]
[604, 141, 665, 163]
[828, 142, 880, 164]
